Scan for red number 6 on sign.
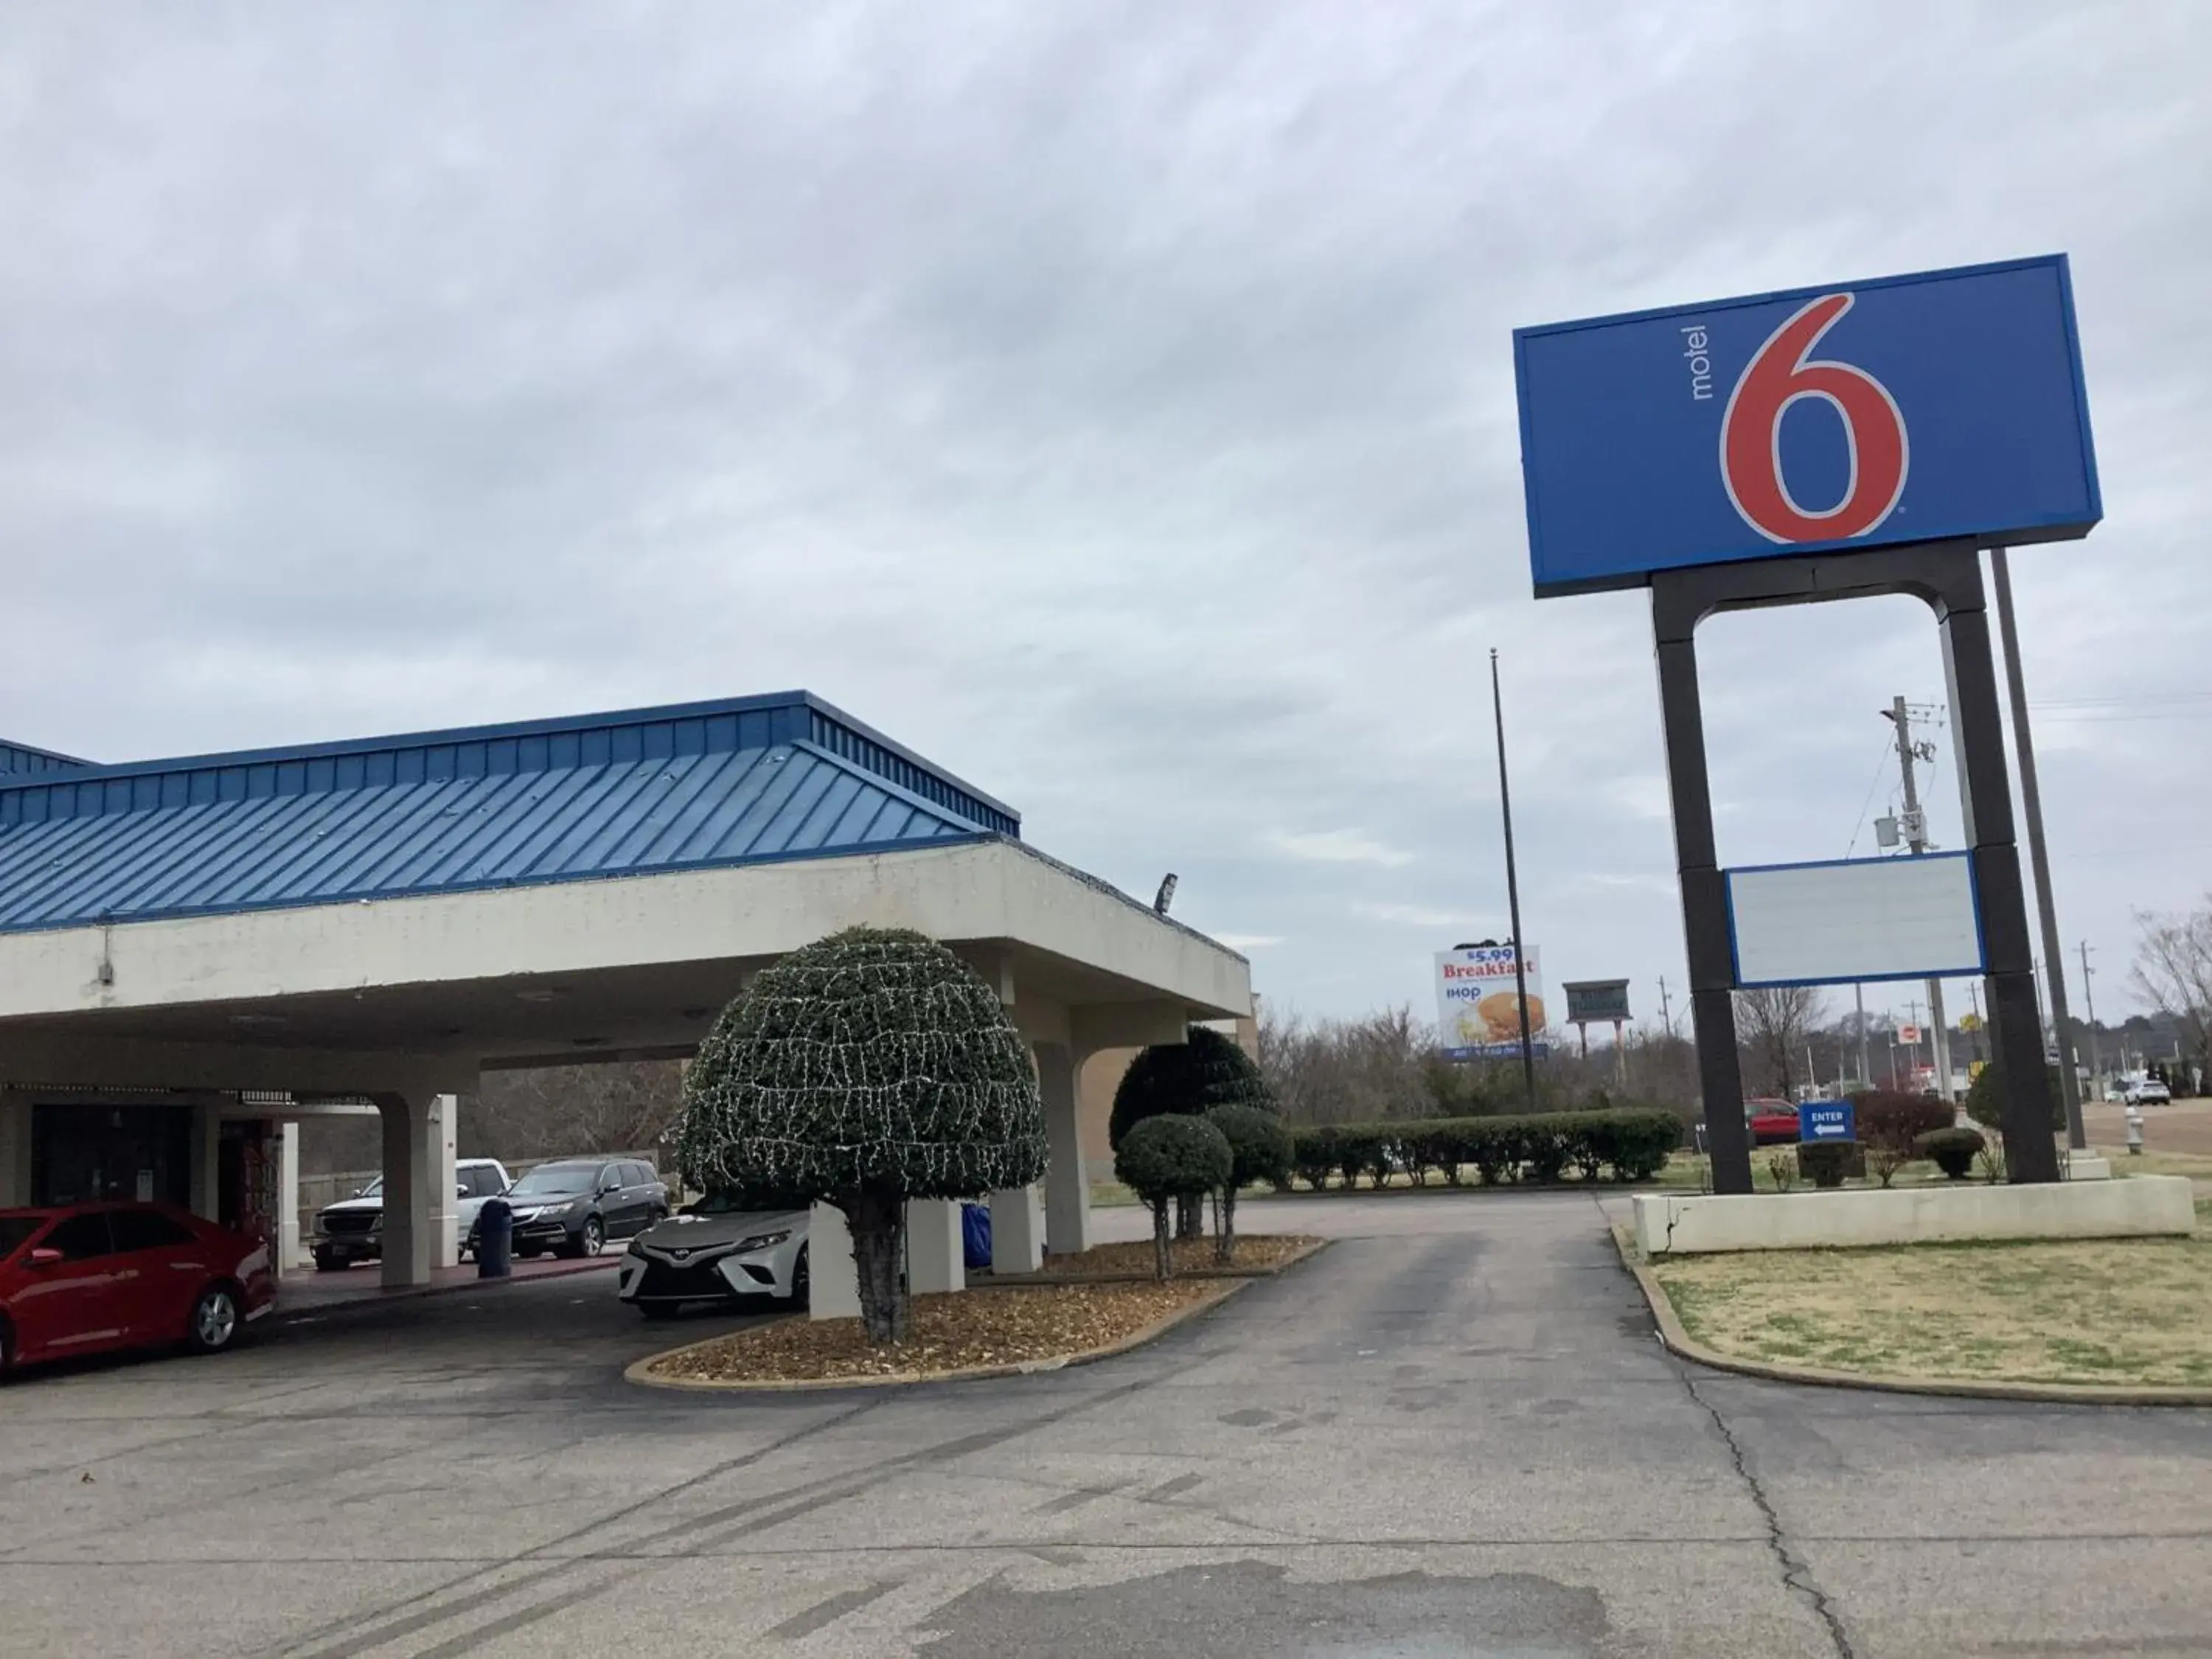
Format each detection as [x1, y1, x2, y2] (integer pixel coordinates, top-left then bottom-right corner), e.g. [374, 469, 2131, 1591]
[1719, 293, 1909, 544]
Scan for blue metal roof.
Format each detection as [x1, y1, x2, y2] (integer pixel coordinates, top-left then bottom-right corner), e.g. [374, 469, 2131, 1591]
[0, 739, 91, 778]
[0, 692, 1017, 934]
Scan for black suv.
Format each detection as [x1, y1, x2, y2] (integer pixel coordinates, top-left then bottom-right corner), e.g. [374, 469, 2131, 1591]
[494, 1158, 669, 1259]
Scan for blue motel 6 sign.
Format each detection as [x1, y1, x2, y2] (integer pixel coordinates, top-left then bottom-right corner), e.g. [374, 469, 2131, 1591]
[1512, 256, 2101, 597]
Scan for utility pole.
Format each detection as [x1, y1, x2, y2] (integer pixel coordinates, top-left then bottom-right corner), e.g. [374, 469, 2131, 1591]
[1658, 975, 1674, 1038]
[1992, 547, 2087, 1149]
[1885, 696, 1957, 1110]
[1490, 650, 1538, 1112]
[2079, 941, 2101, 1096]
[1854, 983, 1871, 1090]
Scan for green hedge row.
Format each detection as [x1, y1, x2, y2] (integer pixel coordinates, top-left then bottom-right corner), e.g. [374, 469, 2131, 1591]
[1287, 1109, 1683, 1190]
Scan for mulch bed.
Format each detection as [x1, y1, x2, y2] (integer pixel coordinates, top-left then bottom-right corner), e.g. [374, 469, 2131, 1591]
[989, 1233, 1321, 1283]
[635, 1279, 1234, 1386]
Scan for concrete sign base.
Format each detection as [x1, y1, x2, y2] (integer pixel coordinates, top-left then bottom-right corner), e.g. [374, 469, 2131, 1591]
[1632, 1175, 2194, 1256]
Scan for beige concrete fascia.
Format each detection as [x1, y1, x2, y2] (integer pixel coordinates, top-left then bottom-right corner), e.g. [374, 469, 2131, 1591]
[0, 841, 1250, 1024]
[0, 1033, 461, 1099]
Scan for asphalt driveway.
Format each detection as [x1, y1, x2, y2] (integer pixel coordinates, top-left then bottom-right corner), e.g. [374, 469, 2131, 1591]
[2, 1191, 2208, 1657]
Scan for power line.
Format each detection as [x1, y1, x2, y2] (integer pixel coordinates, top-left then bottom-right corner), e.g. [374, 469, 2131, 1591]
[1843, 734, 1899, 858]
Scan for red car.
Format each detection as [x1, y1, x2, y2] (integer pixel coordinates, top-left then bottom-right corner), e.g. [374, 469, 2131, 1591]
[1747, 1100, 1802, 1146]
[0, 1202, 275, 1371]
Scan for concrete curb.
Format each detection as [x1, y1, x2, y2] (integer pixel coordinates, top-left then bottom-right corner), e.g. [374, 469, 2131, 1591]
[975, 1236, 1330, 1288]
[1609, 1225, 2212, 1408]
[626, 1275, 1256, 1394]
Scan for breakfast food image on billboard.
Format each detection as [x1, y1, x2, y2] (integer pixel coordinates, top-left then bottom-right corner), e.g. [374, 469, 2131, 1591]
[1434, 945, 1547, 1059]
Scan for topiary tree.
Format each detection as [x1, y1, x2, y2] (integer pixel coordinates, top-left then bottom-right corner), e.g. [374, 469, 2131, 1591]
[1203, 1104, 1293, 1263]
[1115, 1115, 1232, 1281]
[1110, 1026, 1273, 1238]
[677, 927, 1046, 1344]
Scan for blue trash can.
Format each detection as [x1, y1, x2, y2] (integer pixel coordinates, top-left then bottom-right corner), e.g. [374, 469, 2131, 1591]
[476, 1197, 514, 1279]
[961, 1201, 992, 1271]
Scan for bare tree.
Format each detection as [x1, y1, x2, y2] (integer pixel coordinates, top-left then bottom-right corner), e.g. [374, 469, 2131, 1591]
[463, 1060, 687, 1163]
[2132, 899, 2212, 1077]
[1256, 1004, 1434, 1124]
[1733, 986, 1827, 1097]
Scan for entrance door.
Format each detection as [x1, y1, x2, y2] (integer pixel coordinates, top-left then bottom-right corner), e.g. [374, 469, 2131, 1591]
[32, 1105, 192, 1208]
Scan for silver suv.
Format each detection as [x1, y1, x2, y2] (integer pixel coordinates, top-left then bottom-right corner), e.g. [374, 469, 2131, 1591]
[312, 1158, 511, 1271]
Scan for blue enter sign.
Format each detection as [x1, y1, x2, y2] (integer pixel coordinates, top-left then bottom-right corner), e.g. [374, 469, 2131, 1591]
[1799, 1100, 1857, 1143]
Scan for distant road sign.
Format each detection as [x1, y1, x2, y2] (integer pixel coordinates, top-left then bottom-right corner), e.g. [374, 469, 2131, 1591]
[1898, 1023, 1923, 1045]
[1562, 978, 1632, 1026]
[1513, 255, 2100, 597]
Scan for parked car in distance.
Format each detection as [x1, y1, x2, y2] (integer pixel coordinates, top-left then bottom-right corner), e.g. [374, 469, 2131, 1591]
[2124, 1078, 2172, 1106]
[1747, 1099, 1801, 1146]
[618, 1191, 810, 1318]
[1, 1202, 274, 1371]
[313, 1158, 512, 1272]
[493, 1158, 669, 1260]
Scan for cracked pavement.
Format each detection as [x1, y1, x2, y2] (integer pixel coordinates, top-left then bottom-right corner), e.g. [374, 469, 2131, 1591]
[2, 1190, 2208, 1656]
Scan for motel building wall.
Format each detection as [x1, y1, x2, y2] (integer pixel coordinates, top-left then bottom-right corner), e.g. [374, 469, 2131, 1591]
[0, 696, 1252, 1312]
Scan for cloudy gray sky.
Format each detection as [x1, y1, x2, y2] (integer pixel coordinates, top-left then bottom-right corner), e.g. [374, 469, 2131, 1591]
[3, 2, 2205, 1032]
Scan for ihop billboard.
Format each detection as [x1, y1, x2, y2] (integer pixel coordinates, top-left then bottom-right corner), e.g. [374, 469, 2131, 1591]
[1513, 255, 2100, 597]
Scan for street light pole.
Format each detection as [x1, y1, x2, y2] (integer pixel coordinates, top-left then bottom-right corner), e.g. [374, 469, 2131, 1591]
[2080, 941, 2101, 1096]
[1490, 648, 1539, 1113]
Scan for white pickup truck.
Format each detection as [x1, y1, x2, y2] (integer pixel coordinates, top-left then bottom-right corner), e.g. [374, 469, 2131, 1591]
[312, 1158, 514, 1270]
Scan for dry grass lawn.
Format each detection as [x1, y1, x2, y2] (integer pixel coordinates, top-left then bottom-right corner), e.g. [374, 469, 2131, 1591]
[639, 1279, 1229, 1385]
[1646, 1202, 2212, 1388]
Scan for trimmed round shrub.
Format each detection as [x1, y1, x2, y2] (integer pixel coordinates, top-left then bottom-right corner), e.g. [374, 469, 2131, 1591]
[1288, 1108, 1683, 1191]
[1290, 1124, 1341, 1191]
[1116, 1114, 1234, 1280]
[1108, 1026, 1273, 1148]
[1116, 1113, 1234, 1207]
[1205, 1105, 1293, 1263]
[677, 926, 1046, 1342]
[1206, 1105, 1294, 1192]
[1916, 1125, 1986, 1180]
[1796, 1141, 1856, 1189]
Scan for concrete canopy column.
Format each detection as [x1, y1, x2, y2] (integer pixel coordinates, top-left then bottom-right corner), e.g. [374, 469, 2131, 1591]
[1034, 1041, 1089, 1258]
[906, 1197, 964, 1293]
[375, 1091, 445, 1288]
[807, 1202, 861, 1321]
[277, 1120, 302, 1276]
[989, 1183, 1043, 1273]
[431, 1093, 459, 1267]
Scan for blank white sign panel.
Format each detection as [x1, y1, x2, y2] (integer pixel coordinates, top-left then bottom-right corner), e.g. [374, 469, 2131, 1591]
[1727, 854, 1983, 987]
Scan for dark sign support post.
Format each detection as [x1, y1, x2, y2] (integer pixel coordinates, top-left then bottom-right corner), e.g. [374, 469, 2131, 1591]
[1652, 540, 2062, 1193]
[1489, 649, 1540, 1113]
[1651, 578, 1753, 1193]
